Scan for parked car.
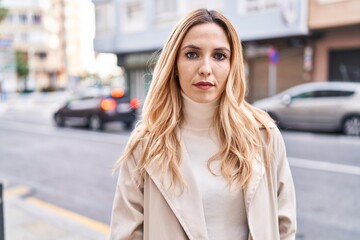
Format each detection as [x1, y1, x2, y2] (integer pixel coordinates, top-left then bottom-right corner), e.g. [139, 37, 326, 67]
[53, 87, 139, 130]
[252, 81, 360, 136]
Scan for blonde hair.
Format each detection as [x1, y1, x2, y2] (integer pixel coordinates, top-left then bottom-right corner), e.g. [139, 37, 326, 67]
[113, 8, 274, 190]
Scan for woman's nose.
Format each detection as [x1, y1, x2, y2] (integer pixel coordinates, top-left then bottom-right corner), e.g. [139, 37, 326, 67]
[199, 58, 211, 76]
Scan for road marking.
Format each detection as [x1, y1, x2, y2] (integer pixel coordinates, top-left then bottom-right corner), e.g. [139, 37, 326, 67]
[3, 185, 32, 198]
[283, 132, 360, 145]
[26, 197, 110, 235]
[0, 118, 131, 144]
[289, 157, 360, 176]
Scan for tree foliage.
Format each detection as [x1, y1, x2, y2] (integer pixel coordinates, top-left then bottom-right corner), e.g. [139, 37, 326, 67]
[0, 7, 8, 22]
[16, 51, 29, 78]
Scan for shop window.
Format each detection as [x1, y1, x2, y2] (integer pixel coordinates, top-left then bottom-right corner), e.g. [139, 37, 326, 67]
[329, 49, 360, 82]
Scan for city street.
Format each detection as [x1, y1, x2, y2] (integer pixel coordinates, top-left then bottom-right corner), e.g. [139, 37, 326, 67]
[0, 92, 360, 239]
[1, 0, 360, 239]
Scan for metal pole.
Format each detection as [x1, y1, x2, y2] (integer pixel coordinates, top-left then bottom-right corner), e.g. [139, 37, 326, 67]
[268, 63, 277, 97]
[0, 182, 4, 240]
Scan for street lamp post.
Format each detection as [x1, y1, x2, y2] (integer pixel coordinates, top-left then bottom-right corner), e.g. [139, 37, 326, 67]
[268, 47, 279, 97]
[0, 183, 4, 240]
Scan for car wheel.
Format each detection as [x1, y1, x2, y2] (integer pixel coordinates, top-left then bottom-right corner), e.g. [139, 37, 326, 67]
[55, 115, 65, 127]
[343, 116, 360, 136]
[89, 115, 104, 131]
[124, 122, 133, 130]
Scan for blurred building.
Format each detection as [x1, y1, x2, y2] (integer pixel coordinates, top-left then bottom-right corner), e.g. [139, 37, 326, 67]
[308, 0, 360, 83]
[0, 0, 94, 92]
[92, 0, 359, 103]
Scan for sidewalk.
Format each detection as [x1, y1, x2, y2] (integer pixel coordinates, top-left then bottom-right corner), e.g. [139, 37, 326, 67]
[0, 90, 72, 121]
[3, 185, 110, 240]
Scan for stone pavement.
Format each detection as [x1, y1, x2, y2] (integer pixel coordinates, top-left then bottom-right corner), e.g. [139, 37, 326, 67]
[2, 185, 110, 240]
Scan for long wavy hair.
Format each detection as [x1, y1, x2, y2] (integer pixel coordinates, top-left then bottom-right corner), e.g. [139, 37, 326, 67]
[114, 8, 274, 190]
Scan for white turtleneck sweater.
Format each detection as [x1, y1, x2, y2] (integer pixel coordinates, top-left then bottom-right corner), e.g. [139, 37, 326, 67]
[180, 93, 249, 240]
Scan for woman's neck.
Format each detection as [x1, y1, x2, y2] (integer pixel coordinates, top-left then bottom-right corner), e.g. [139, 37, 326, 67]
[181, 92, 219, 130]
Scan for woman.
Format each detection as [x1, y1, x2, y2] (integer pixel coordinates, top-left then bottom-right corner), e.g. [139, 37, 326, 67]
[111, 8, 296, 240]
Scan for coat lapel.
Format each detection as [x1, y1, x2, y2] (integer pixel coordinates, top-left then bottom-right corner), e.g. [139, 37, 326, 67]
[145, 139, 209, 240]
[244, 153, 266, 212]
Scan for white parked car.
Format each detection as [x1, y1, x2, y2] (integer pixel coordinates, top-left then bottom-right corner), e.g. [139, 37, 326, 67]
[252, 81, 360, 136]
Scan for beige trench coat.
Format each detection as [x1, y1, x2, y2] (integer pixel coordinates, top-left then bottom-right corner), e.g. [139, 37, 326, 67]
[110, 126, 297, 240]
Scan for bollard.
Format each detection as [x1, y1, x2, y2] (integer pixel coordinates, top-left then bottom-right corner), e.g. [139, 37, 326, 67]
[0, 183, 4, 240]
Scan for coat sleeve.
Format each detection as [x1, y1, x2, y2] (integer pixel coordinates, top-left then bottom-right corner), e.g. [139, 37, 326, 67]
[110, 154, 144, 240]
[273, 128, 297, 240]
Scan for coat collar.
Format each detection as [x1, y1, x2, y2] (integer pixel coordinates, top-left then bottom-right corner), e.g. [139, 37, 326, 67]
[145, 139, 209, 240]
[144, 139, 265, 240]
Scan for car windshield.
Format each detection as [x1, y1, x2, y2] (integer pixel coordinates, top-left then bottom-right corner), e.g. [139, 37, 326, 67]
[71, 87, 112, 98]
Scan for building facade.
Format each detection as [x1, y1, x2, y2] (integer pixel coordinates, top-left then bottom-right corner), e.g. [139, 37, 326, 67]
[309, 0, 360, 83]
[0, 0, 93, 92]
[93, 0, 313, 104]
[97, 0, 360, 105]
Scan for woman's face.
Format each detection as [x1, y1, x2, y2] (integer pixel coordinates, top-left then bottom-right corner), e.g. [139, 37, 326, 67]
[177, 22, 231, 103]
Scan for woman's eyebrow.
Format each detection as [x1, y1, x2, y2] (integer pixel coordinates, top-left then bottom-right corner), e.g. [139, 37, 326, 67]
[181, 44, 231, 53]
[181, 44, 200, 50]
[214, 47, 231, 53]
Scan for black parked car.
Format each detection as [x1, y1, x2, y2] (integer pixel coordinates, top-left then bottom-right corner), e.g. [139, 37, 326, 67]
[53, 88, 139, 130]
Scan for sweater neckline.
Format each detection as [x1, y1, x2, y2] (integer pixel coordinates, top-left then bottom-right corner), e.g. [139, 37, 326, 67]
[181, 92, 219, 130]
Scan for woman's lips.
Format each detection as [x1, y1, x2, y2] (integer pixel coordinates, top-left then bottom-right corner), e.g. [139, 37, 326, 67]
[193, 82, 214, 90]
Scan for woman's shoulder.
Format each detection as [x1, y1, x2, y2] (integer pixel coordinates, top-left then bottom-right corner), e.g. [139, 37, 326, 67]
[243, 102, 277, 131]
[259, 121, 278, 130]
[122, 122, 147, 157]
[257, 120, 285, 150]
[129, 122, 147, 141]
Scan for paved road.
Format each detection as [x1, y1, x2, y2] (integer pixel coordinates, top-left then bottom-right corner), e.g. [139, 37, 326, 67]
[0, 91, 359, 239]
[282, 131, 360, 239]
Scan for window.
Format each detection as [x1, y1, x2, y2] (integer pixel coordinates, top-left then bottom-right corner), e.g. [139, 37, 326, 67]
[238, 0, 279, 15]
[20, 33, 28, 42]
[36, 52, 47, 60]
[292, 89, 354, 100]
[313, 90, 354, 98]
[19, 13, 28, 24]
[126, 2, 142, 20]
[120, 1, 145, 33]
[154, 0, 178, 26]
[329, 49, 360, 82]
[68, 97, 100, 110]
[95, 3, 115, 34]
[317, 0, 345, 4]
[5, 13, 13, 23]
[292, 91, 316, 100]
[32, 14, 42, 25]
[155, 0, 176, 15]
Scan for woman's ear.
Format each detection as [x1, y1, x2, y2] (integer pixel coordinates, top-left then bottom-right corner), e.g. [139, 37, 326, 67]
[174, 68, 179, 79]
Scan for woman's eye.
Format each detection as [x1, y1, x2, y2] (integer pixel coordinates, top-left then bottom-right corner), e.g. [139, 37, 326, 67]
[214, 53, 226, 60]
[185, 52, 198, 59]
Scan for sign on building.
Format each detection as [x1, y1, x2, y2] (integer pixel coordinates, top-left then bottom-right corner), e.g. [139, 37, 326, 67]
[0, 38, 17, 93]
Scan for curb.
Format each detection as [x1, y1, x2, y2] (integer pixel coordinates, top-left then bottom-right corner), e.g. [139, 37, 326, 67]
[3, 185, 110, 240]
